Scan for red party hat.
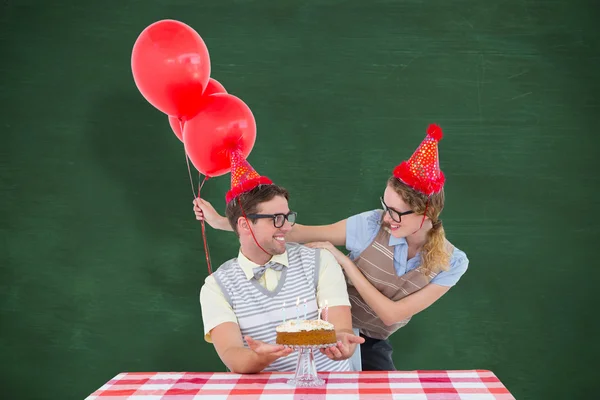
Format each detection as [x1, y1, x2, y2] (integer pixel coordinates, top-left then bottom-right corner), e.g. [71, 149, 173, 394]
[225, 150, 273, 203]
[393, 124, 445, 196]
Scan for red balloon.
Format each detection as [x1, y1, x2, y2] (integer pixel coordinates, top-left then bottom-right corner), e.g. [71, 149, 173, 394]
[131, 19, 211, 120]
[167, 78, 227, 142]
[204, 78, 227, 96]
[183, 94, 256, 177]
[168, 116, 184, 141]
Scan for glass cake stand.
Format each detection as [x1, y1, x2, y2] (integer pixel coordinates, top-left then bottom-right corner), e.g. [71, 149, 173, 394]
[283, 343, 335, 387]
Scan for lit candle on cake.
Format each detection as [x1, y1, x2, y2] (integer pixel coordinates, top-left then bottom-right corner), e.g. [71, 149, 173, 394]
[324, 300, 329, 322]
[282, 302, 286, 322]
[303, 298, 307, 320]
[296, 297, 300, 323]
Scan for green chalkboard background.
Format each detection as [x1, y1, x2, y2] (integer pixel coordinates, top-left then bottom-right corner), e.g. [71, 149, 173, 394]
[1, 0, 598, 399]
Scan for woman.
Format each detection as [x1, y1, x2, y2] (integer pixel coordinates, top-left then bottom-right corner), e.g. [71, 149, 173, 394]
[193, 124, 469, 371]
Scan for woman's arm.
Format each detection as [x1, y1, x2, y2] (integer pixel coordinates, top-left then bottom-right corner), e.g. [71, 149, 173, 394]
[306, 242, 450, 326]
[286, 221, 347, 246]
[193, 198, 233, 231]
[193, 198, 347, 245]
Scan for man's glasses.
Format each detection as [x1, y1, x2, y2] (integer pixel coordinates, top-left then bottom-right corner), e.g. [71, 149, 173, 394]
[380, 197, 414, 223]
[246, 211, 298, 228]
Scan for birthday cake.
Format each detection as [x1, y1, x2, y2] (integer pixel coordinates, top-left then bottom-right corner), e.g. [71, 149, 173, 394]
[275, 319, 337, 346]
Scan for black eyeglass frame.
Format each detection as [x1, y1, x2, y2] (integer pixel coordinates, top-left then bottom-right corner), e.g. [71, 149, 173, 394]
[246, 211, 298, 228]
[380, 197, 414, 223]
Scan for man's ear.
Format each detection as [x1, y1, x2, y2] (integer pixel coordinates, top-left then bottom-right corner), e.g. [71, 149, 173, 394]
[238, 216, 249, 232]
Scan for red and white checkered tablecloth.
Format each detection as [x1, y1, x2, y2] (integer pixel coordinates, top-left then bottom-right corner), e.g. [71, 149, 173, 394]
[85, 370, 514, 400]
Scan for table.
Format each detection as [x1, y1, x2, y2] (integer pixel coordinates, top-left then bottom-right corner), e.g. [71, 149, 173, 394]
[86, 370, 515, 399]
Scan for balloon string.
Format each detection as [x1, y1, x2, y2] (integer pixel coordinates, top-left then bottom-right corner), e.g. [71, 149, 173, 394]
[180, 119, 197, 197]
[197, 174, 212, 275]
[185, 152, 196, 198]
[183, 128, 213, 275]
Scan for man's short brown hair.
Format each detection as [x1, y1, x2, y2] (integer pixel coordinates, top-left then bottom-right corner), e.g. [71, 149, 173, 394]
[225, 184, 290, 235]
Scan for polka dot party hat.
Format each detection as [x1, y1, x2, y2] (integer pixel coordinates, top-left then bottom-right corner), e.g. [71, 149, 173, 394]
[225, 150, 273, 203]
[393, 124, 445, 196]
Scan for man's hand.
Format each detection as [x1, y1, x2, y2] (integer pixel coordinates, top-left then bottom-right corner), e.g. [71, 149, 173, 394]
[245, 336, 293, 360]
[319, 331, 365, 361]
[211, 323, 293, 374]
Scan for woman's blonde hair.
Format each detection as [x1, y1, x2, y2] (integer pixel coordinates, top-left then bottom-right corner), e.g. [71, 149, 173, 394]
[387, 176, 451, 277]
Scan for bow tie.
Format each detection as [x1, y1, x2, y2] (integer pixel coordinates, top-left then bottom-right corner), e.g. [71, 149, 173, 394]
[252, 262, 285, 280]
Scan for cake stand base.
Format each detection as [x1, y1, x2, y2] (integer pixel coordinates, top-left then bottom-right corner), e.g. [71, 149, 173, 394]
[283, 344, 334, 387]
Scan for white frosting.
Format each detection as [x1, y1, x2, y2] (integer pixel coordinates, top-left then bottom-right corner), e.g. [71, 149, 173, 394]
[276, 319, 334, 333]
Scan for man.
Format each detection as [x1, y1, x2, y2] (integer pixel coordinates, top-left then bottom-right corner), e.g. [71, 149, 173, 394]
[199, 150, 363, 373]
